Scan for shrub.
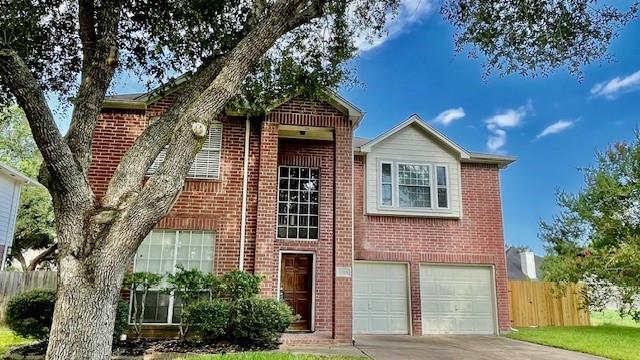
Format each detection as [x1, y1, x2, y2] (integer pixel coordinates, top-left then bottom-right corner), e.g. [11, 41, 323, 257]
[113, 299, 129, 338]
[5, 289, 56, 340]
[216, 270, 262, 301]
[183, 300, 230, 342]
[228, 298, 294, 347]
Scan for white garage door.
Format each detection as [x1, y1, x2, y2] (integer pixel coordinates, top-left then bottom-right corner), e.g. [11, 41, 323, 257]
[353, 262, 409, 334]
[420, 265, 496, 335]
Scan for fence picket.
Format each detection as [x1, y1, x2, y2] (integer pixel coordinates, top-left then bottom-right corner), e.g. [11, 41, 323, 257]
[509, 280, 590, 327]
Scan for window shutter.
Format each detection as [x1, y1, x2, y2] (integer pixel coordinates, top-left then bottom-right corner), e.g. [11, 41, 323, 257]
[147, 122, 222, 179]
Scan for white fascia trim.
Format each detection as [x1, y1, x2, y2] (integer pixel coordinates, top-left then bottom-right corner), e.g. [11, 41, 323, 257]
[0, 162, 39, 185]
[359, 115, 471, 160]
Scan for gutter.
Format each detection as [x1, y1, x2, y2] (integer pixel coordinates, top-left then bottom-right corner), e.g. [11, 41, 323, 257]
[238, 116, 251, 270]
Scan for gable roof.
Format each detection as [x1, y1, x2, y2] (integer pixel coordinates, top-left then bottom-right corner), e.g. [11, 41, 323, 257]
[102, 75, 364, 125]
[358, 114, 516, 167]
[360, 114, 471, 159]
[506, 247, 544, 280]
[0, 162, 38, 185]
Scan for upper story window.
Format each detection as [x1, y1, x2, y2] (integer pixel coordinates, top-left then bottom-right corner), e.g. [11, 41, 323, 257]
[398, 164, 431, 208]
[277, 166, 319, 240]
[147, 122, 223, 180]
[379, 161, 449, 210]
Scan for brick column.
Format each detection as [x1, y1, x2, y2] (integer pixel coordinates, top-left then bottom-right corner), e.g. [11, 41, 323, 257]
[254, 120, 279, 297]
[333, 121, 353, 341]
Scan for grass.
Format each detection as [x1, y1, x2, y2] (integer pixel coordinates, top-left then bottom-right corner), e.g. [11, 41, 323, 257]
[179, 353, 364, 360]
[0, 327, 33, 355]
[507, 324, 640, 360]
[591, 310, 640, 327]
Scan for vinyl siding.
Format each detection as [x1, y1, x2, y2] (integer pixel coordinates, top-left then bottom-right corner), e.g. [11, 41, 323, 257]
[0, 173, 20, 252]
[365, 123, 462, 217]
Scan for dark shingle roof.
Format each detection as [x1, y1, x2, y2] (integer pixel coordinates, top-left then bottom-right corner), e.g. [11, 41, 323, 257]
[506, 247, 543, 280]
[353, 137, 370, 150]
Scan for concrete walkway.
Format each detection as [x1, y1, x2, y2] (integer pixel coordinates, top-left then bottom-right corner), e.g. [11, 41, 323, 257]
[285, 335, 605, 360]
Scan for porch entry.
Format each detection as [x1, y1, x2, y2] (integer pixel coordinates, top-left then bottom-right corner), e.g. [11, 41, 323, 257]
[280, 253, 313, 331]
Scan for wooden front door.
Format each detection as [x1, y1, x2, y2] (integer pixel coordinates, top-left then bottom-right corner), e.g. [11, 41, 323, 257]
[280, 253, 313, 331]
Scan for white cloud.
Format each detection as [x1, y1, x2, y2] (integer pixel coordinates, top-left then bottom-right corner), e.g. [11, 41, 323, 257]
[487, 128, 507, 152]
[485, 107, 528, 128]
[355, 0, 435, 51]
[591, 70, 640, 99]
[535, 120, 574, 139]
[432, 107, 465, 126]
[484, 102, 532, 152]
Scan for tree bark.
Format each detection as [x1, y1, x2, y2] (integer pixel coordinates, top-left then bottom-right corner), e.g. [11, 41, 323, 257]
[26, 243, 58, 271]
[2, 1, 329, 359]
[46, 235, 129, 360]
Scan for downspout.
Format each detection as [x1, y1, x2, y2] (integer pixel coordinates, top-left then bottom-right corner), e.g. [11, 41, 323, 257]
[239, 116, 251, 271]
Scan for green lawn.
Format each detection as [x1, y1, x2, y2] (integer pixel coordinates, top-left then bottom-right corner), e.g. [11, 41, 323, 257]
[0, 327, 33, 355]
[507, 325, 640, 360]
[591, 310, 640, 327]
[179, 353, 364, 360]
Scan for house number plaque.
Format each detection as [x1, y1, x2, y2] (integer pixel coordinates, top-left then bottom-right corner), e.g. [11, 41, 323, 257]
[336, 266, 352, 278]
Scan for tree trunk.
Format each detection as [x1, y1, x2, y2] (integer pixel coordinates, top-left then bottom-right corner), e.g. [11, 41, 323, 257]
[46, 252, 126, 360]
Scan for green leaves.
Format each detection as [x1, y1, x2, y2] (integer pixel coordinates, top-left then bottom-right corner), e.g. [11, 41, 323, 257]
[443, 0, 639, 77]
[540, 132, 640, 321]
[123, 271, 162, 291]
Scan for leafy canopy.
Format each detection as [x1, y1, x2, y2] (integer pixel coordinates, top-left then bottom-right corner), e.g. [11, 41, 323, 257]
[2, 0, 637, 107]
[541, 134, 640, 321]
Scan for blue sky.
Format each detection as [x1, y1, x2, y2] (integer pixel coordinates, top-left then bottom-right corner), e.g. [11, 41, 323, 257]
[341, 3, 640, 254]
[52, 2, 640, 256]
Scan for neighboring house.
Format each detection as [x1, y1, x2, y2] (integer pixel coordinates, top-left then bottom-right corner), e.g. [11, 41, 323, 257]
[506, 247, 543, 280]
[92, 83, 515, 343]
[0, 162, 35, 270]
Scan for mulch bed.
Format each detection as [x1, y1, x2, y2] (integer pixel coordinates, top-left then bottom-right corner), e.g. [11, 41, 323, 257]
[5, 339, 278, 359]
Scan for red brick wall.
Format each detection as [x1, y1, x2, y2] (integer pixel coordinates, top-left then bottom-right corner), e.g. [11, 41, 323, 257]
[353, 155, 511, 334]
[90, 95, 353, 342]
[90, 102, 254, 274]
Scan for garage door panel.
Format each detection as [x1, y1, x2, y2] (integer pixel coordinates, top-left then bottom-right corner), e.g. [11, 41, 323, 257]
[420, 265, 496, 335]
[354, 262, 409, 334]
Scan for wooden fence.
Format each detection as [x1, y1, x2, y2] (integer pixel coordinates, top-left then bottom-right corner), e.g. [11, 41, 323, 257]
[0, 271, 57, 324]
[509, 280, 590, 327]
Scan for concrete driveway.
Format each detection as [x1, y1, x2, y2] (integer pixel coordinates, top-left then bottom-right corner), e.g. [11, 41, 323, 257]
[353, 335, 604, 360]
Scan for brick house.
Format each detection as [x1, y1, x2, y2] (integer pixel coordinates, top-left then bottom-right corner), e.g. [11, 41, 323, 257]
[92, 83, 514, 343]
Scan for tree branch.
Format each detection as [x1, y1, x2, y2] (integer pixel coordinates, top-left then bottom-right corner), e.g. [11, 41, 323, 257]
[0, 49, 91, 200]
[10, 248, 27, 272]
[78, 0, 97, 61]
[65, 0, 121, 174]
[26, 243, 58, 271]
[101, 60, 225, 208]
[105, 0, 328, 253]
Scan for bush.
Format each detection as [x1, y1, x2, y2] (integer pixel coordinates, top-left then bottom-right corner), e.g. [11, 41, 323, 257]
[5, 289, 56, 340]
[183, 300, 230, 342]
[216, 270, 262, 301]
[113, 299, 129, 338]
[228, 298, 294, 347]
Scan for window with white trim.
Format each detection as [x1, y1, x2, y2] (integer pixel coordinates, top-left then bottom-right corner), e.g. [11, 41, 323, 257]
[380, 162, 393, 206]
[398, 164, 431, 208]
[277, 166, 319, 240]
[436, 165, 448, 208]
[378, 162, 450, 210]
[131, 230, 215, 324]
[147, 122, 223, 179]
